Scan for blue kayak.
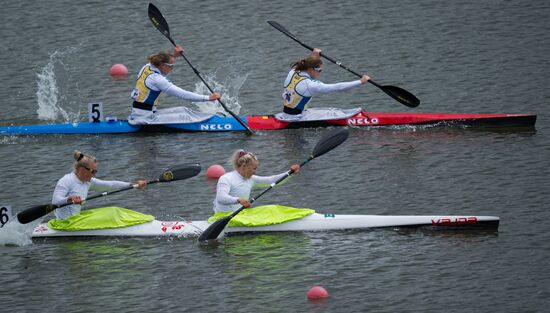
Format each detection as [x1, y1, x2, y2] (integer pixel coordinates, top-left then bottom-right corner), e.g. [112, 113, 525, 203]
[0, 116, 250, 135]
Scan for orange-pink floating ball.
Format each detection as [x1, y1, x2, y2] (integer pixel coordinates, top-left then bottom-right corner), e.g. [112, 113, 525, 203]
[206, 164, 225, 179]
[109, 64, 128, 77]
[307, 286, 329, 300]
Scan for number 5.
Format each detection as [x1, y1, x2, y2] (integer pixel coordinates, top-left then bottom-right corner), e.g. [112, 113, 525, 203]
[88, 102, 104, 122]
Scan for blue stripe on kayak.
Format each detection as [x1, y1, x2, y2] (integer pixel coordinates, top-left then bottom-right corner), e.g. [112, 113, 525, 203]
[0, 120, 141, 135]
[0, 116, 250, 135]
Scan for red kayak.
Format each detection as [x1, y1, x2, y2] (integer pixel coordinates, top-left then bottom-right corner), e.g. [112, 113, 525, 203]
[247, 111, 537, 130]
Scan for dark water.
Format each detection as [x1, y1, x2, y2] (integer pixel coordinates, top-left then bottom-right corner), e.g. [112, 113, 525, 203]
[1, 0, 550, 312]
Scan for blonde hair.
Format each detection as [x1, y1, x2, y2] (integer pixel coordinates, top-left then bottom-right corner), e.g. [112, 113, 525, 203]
[291, 55, 322, 71]
[148, 51, 173, 67]
[230, 149, 258, 170]
[73, 150, 97, 170]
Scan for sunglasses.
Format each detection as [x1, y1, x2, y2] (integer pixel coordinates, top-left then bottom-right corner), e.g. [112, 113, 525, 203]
[313, 67, 323, 73]
[163, 63, 175, 68]
[82, 165, 98, 175]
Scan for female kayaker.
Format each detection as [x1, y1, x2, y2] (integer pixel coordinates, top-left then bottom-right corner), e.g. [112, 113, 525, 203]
[281, 48, 370, 116]
[213, 150, 300, 212]
[129, 45, 222, 125]
[51, 151, 147, 220]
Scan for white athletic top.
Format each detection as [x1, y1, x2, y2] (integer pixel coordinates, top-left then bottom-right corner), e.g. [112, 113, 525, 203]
[213, 170, 289, 212]
[283, 70, 362, 97]
[131, 63, 209, 103]
[51, 172, 131, 220]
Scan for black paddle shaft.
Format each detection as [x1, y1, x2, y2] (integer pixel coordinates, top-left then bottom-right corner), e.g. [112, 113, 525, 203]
[148, 3, 254, 134]
[267, 21, 420, 108]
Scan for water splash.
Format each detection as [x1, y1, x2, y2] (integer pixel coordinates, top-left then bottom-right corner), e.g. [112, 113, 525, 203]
[0, 220, 34, 246]
[35, 47, 81, 122]
[191, 66, 248, 115]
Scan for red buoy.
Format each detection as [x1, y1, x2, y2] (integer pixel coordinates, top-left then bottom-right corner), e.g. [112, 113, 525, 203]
[109, 64, 128, 77]
[206, 164, 225, 179]
[307, 286, 329, 300]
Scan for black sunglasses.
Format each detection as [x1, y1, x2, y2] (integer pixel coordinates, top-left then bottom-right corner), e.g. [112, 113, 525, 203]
[82, 165, 98, 175]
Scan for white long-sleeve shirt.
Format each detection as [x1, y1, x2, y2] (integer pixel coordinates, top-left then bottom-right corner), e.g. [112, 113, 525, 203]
[132, 63, 209, 103]
[212, 170, 289, 212]
[283, 70, 362, 97]
[51, 172, 131, 220]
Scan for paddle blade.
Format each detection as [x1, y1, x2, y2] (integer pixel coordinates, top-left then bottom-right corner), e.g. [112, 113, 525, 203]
[311, 128, 349, 159]
[148, 3, 173, 42]
[158, 163, 201, 182]
[198, 216, 232, 241]
[268, 21, 314, 51]
[17, 204, 57, 224]
[379, 84, 420, 108]
[268, 21, 295, 39]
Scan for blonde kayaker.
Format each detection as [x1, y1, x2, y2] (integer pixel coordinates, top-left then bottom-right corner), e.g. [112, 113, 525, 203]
[51, 151, 147, 219]
[213, 150, 300, 212]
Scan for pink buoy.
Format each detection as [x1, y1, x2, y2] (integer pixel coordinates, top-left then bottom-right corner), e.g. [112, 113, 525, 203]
[307, 286, 329, 300]
[109, 64, 128, 77]
[206, 164, 225, 179]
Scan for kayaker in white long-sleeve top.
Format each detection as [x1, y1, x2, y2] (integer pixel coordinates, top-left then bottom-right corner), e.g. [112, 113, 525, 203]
[213, 150, 300, 213]
[51, 151, 147, 220]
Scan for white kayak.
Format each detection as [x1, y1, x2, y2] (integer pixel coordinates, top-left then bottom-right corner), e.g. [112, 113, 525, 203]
[31, 213, 499, 238]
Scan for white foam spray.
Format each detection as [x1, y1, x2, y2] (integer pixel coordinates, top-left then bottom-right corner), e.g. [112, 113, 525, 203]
[35, 48, 81, 122]
[0, 220, 34, 247]
[191, 66, 248, 115]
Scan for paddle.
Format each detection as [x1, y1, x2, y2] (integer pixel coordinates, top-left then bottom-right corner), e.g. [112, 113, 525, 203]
[198, 128, 349, 241]
[267, 21, 420, 108]
[148, 3, 254, 135]
[16, 163, 202, 224]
